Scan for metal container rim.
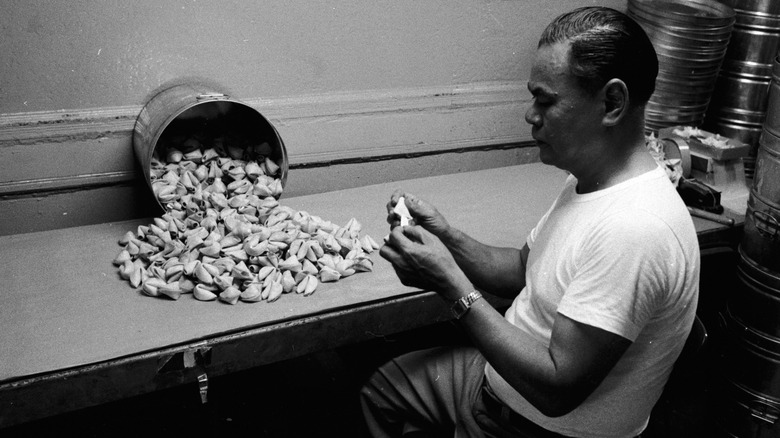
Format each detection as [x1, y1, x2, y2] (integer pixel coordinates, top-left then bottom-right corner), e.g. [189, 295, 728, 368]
[629, 0, 736, 24]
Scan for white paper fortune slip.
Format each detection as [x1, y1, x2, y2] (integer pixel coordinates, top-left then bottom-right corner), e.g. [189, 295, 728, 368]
[394, 196, 412, 226]
[385, 196, 414, 243]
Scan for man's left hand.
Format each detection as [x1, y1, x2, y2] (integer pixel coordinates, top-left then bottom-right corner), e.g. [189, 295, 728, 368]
[379, 225, 472, 301]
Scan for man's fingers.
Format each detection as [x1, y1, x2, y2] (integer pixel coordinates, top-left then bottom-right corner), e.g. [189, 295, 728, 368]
[380, 240, 417, 274]
[386, 224, 406, 242]
[382, 226, 417, 251]
[379, 241, 405, 266]
[386, 212, 400, 227]
[400, 224, 429, 243]
[391, 189, 404, 203]
[402, 193, 424, 217]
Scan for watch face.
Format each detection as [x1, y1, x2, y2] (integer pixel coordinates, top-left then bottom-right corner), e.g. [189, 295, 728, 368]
[452, 292, 481, 319]
[452, 298, 469, 319]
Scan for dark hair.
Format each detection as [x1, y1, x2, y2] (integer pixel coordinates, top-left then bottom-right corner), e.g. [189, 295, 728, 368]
[539, 6, 658, 106]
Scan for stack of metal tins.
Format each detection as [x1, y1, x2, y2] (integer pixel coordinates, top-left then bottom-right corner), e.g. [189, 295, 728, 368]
[704, 0, 780, 179]
[715, 58, 780, 437]
[627, 0, 735, 133]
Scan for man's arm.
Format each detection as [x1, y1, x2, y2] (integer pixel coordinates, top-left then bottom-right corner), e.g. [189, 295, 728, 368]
[462, 300, 631, 416]
[438, 226, 529, 298]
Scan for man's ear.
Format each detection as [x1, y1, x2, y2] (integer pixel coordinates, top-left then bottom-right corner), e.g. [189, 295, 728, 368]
[602, 79, 629, 127]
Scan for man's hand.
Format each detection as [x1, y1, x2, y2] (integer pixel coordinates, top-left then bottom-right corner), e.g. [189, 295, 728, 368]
[386, 190, 450, 238]
[379, 225, 471, 301]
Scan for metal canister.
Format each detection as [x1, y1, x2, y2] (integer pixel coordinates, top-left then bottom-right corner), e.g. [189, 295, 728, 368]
[133, 83, 288, 211]
[719, 1, 780, 80]
[764, 57, 780, 140]
[741, 190, 780, 273]
[730, 249, 780, 338]
[628, 0, 735, 132]
[720, 308, 780, 402]
[755, 129, 780, 204]
[704, 0, 780, 165]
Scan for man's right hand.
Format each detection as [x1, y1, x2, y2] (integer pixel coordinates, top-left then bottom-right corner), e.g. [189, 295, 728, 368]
[386, 190, 450, 237]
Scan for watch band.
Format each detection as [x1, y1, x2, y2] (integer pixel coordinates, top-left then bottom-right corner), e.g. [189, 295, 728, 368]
[451, 291, 483, 319]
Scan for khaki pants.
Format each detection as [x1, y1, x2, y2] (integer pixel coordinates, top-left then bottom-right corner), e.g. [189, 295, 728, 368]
[359, 346, 580, 438]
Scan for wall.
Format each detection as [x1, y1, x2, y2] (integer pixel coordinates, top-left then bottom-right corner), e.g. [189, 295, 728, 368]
[0, 0, 626, 235]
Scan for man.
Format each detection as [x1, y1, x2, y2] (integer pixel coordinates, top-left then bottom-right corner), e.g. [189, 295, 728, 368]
[361, 6, 700, 438]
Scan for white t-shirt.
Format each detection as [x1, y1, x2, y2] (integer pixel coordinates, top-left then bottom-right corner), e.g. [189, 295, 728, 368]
[484, 166, 700, 438]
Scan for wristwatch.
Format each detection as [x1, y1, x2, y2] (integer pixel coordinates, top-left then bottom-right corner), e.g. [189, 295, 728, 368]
[451, 291, 483, 319]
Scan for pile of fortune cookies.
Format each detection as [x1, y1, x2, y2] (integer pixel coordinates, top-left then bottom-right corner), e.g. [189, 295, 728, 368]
[113, 140, 381, 305]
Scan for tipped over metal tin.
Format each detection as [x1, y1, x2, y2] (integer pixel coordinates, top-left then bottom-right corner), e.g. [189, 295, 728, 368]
[133, 83, 289, 211]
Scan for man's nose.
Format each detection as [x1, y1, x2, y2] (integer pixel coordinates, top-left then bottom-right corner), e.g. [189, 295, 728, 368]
[525, 105, 541, 126]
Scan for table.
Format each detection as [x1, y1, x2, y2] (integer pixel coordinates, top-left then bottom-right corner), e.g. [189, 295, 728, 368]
[0, 163, 743, 428]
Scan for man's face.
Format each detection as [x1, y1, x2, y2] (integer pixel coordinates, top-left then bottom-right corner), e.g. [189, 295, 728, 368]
[525, 42, 604, 173]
